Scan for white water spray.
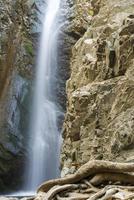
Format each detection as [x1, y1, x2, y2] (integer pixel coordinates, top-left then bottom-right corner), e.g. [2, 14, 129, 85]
[25, 0, 62, 191]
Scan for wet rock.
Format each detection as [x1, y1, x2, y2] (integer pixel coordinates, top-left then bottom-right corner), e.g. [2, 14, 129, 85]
[0, 0, 36, 191]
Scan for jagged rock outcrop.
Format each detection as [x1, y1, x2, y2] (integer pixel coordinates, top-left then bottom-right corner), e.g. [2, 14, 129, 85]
[61, 0, 134, 176]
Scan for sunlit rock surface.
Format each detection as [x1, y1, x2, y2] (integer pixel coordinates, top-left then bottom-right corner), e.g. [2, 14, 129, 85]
[61, 0, 134, 175]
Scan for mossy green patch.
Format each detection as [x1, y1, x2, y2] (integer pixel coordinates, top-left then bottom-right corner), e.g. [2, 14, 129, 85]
[24, 40, 34, 56]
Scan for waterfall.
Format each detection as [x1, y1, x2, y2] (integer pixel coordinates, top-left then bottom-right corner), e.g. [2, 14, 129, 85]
[25, 0, 62, 192]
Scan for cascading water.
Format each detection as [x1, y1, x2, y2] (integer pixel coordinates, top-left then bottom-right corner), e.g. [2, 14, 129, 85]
[25, 0, 62, 192]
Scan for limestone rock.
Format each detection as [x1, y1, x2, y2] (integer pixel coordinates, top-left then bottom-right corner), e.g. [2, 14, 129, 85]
[61, 0, 134, 173]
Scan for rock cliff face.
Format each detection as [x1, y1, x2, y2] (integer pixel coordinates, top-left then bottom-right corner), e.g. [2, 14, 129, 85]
[0, 0, 37, 191]
[61, 0, 134, 176]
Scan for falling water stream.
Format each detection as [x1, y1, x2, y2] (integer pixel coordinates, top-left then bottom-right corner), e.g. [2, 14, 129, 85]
[25, 0, 62, 192]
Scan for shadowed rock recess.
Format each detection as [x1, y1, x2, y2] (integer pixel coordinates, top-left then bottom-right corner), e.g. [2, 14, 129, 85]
[0, 0, 36, 191]
[61, 0, 134, 176]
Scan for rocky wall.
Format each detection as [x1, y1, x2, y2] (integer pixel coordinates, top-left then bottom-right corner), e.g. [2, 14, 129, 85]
[61, 0, 134, 177]
[0, 0, 37, 192]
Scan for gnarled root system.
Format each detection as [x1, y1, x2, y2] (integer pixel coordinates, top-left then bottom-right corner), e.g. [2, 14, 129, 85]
[36, 160, 134, 200]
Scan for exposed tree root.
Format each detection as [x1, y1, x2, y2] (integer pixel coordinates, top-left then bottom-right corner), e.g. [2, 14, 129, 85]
[56, 195, 88, 200]
[45, 184, 78, 200]
[87, 187, 118, 200]
[81, 188, 99, 194]
[36, 160, 134, 200]
[90, 172, 134, 186]
[38, 160, 134, 192]
[56, 192, 90, 200]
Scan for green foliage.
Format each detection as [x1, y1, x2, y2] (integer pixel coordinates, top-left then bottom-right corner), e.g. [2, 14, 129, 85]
[24, 41, 34, 56]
